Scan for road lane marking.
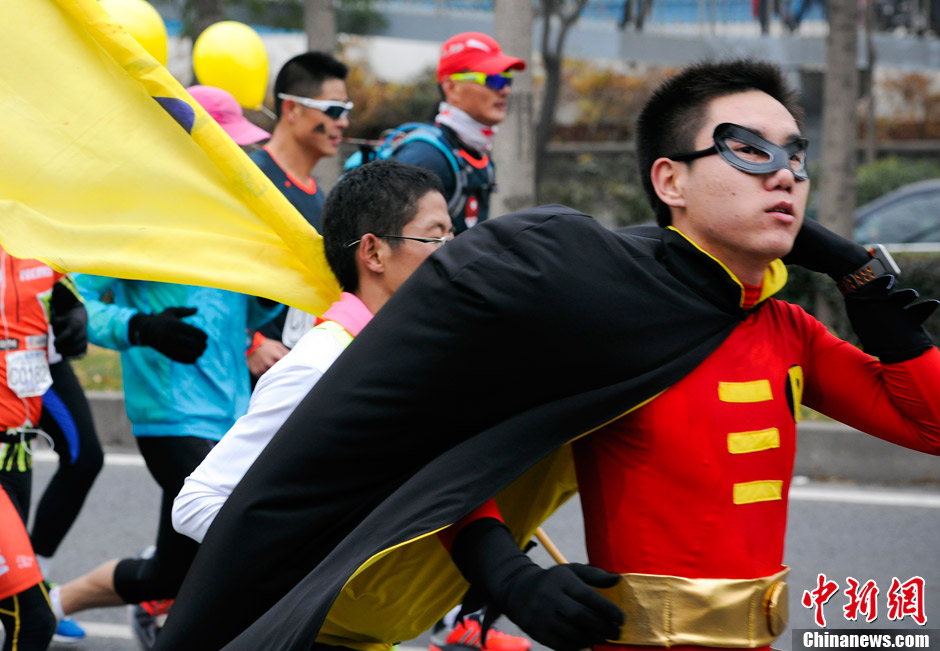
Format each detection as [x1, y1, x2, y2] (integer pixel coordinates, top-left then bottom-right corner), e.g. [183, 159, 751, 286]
[72, 621, 425, 651]
[34, 449, 144, 466]
[789, 484, 940, 508]
[32, 450, 940, 507]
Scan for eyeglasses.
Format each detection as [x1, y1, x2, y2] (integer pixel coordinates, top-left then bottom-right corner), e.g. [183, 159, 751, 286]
[669, 122, 809, 181]
[277, 93, 353, 120]
[343, 234, 455, 249]
[448, 71, 514, 91]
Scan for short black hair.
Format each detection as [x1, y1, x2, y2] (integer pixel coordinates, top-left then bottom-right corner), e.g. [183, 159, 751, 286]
[636, 59, 804, 226]
[322, 161, 445, 293]
[273, 51, 349, 118]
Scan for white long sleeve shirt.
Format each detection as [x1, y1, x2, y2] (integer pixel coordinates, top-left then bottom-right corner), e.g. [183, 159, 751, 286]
[171, 292, 372, 542]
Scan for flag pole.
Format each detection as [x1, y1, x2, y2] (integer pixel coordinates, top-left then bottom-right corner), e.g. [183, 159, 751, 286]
[535, 527, 568, 565]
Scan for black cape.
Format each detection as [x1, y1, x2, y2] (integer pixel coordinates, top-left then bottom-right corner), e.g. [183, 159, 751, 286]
[156, 206, 768, 651]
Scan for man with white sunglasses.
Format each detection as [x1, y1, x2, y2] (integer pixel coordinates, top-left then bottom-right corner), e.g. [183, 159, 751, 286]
[247, 51, 354, 380]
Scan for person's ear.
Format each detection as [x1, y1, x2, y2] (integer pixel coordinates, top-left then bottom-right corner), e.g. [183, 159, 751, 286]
[357, 233, 385, 274]
[281, 98, 296, 122]
[440, 77, 457, 101]
[650, 157, 687, 211]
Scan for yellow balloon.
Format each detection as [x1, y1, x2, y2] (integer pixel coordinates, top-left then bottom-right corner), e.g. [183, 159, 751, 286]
[100, 0, 168, 66]
[193, 21, 269, 110]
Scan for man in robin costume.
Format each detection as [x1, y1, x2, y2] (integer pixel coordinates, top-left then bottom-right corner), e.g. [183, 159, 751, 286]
[156, 59, 940, 651]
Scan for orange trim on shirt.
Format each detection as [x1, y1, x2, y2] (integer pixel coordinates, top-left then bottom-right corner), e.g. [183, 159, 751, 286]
[263, 145, 318, 195]
[458, 149, 490, 170]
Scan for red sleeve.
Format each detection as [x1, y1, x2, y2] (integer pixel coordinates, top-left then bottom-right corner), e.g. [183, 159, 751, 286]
[803, 319, 940, 454]
[436, 499, 503, 553]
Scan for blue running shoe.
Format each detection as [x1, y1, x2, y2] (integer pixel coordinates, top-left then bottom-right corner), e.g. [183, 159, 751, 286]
[53, 617, 86, 644]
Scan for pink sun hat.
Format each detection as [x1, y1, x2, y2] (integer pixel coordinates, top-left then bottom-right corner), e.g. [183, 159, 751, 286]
[187, 84, 270, 145]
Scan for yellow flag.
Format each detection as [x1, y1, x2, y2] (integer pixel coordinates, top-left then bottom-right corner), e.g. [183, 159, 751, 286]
[0, 0, 341, 315]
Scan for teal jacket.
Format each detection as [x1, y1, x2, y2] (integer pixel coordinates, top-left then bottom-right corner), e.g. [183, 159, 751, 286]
[74, 275, 282, 440]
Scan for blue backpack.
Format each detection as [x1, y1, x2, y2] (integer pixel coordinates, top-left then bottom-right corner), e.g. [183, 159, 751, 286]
[344, 123, 480, 218]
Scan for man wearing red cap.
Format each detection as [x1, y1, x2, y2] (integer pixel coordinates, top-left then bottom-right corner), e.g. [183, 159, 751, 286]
[391, 32, 530, 651]
[391, 32, 525, 233]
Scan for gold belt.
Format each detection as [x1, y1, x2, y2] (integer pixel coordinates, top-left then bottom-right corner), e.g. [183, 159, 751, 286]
[596, 566, 789, 648]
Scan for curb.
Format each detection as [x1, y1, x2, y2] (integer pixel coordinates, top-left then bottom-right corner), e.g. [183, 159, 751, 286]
[794, 421, 939, 485]
[86, 393, 939, 485]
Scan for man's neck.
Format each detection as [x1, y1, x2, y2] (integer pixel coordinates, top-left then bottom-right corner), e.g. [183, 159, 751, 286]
[266, 127, 322, 182]
[356, 284, 389, 316]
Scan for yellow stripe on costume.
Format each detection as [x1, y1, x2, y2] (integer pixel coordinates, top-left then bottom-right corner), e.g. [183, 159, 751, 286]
[718, 380, 773, 403]
[727, 428, 780, 454]
[733, 480, 783, 505]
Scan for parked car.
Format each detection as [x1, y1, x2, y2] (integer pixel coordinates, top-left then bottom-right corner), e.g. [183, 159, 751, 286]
[854, 178, 940, 252]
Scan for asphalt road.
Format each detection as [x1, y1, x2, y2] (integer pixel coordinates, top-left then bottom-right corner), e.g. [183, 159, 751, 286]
[19, 449, 940, 651]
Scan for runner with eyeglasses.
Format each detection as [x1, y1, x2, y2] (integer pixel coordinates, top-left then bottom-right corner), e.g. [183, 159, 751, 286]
[390, 32, 526, 235]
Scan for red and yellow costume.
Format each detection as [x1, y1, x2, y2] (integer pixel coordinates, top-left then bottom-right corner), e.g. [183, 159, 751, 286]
[576, 290, 940, 650]
[156, 210, 940, 651]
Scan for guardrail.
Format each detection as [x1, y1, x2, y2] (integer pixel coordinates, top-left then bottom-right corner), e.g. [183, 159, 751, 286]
[85, 392, 940, 484]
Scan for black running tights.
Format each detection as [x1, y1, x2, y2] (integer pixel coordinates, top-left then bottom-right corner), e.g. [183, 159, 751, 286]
[31, 360, 104, 558]
[113, 435, 215, 604]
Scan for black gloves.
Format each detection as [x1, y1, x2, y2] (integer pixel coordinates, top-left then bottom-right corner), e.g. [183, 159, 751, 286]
[128, 307, 208, 364]
[51, 303, 88, 359]
[782, 217, 871, 280]
[49, 283, 88, 359]
[450, 518, 623, 651]
[845, 275, 938, 363]
[785, 219, 938, 363]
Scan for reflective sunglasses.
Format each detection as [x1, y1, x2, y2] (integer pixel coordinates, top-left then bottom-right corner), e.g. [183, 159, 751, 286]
[669, 123, 809, 181]
[277, 93, 353, 120]
[343, 234, 454, 249]
[448, 71, 514, 91]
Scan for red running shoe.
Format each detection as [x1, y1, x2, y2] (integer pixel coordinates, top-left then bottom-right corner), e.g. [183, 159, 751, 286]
[429, 616, 531, 651]
[129, 599, 173, 650]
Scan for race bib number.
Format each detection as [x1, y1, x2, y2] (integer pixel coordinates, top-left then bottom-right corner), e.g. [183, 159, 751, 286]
[281, 307, 317, 349]
[6, 350, 52, 398]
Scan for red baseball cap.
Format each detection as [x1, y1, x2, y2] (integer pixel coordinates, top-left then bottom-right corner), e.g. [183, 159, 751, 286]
[187, 85, 270, 146]
[437, 32, 526, 81]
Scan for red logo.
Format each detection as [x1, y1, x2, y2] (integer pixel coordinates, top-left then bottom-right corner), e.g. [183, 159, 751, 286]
[887, 576, 927, 625]
[464, 196, 479, 229]
[802, 574, 928, 627]
[803, 573, 840, 627]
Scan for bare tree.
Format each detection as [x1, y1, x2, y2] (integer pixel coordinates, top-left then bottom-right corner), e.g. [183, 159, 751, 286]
[305, 0, 337, 52]
[819, 0, 858, 239]
[303, 0, 341, 192]
[817, 0, 859, 326]
[190, 0, 225, 41]
[861, 0, 878, 165]
[492, 0, 536, 216]
[535, 0, 588, 185]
